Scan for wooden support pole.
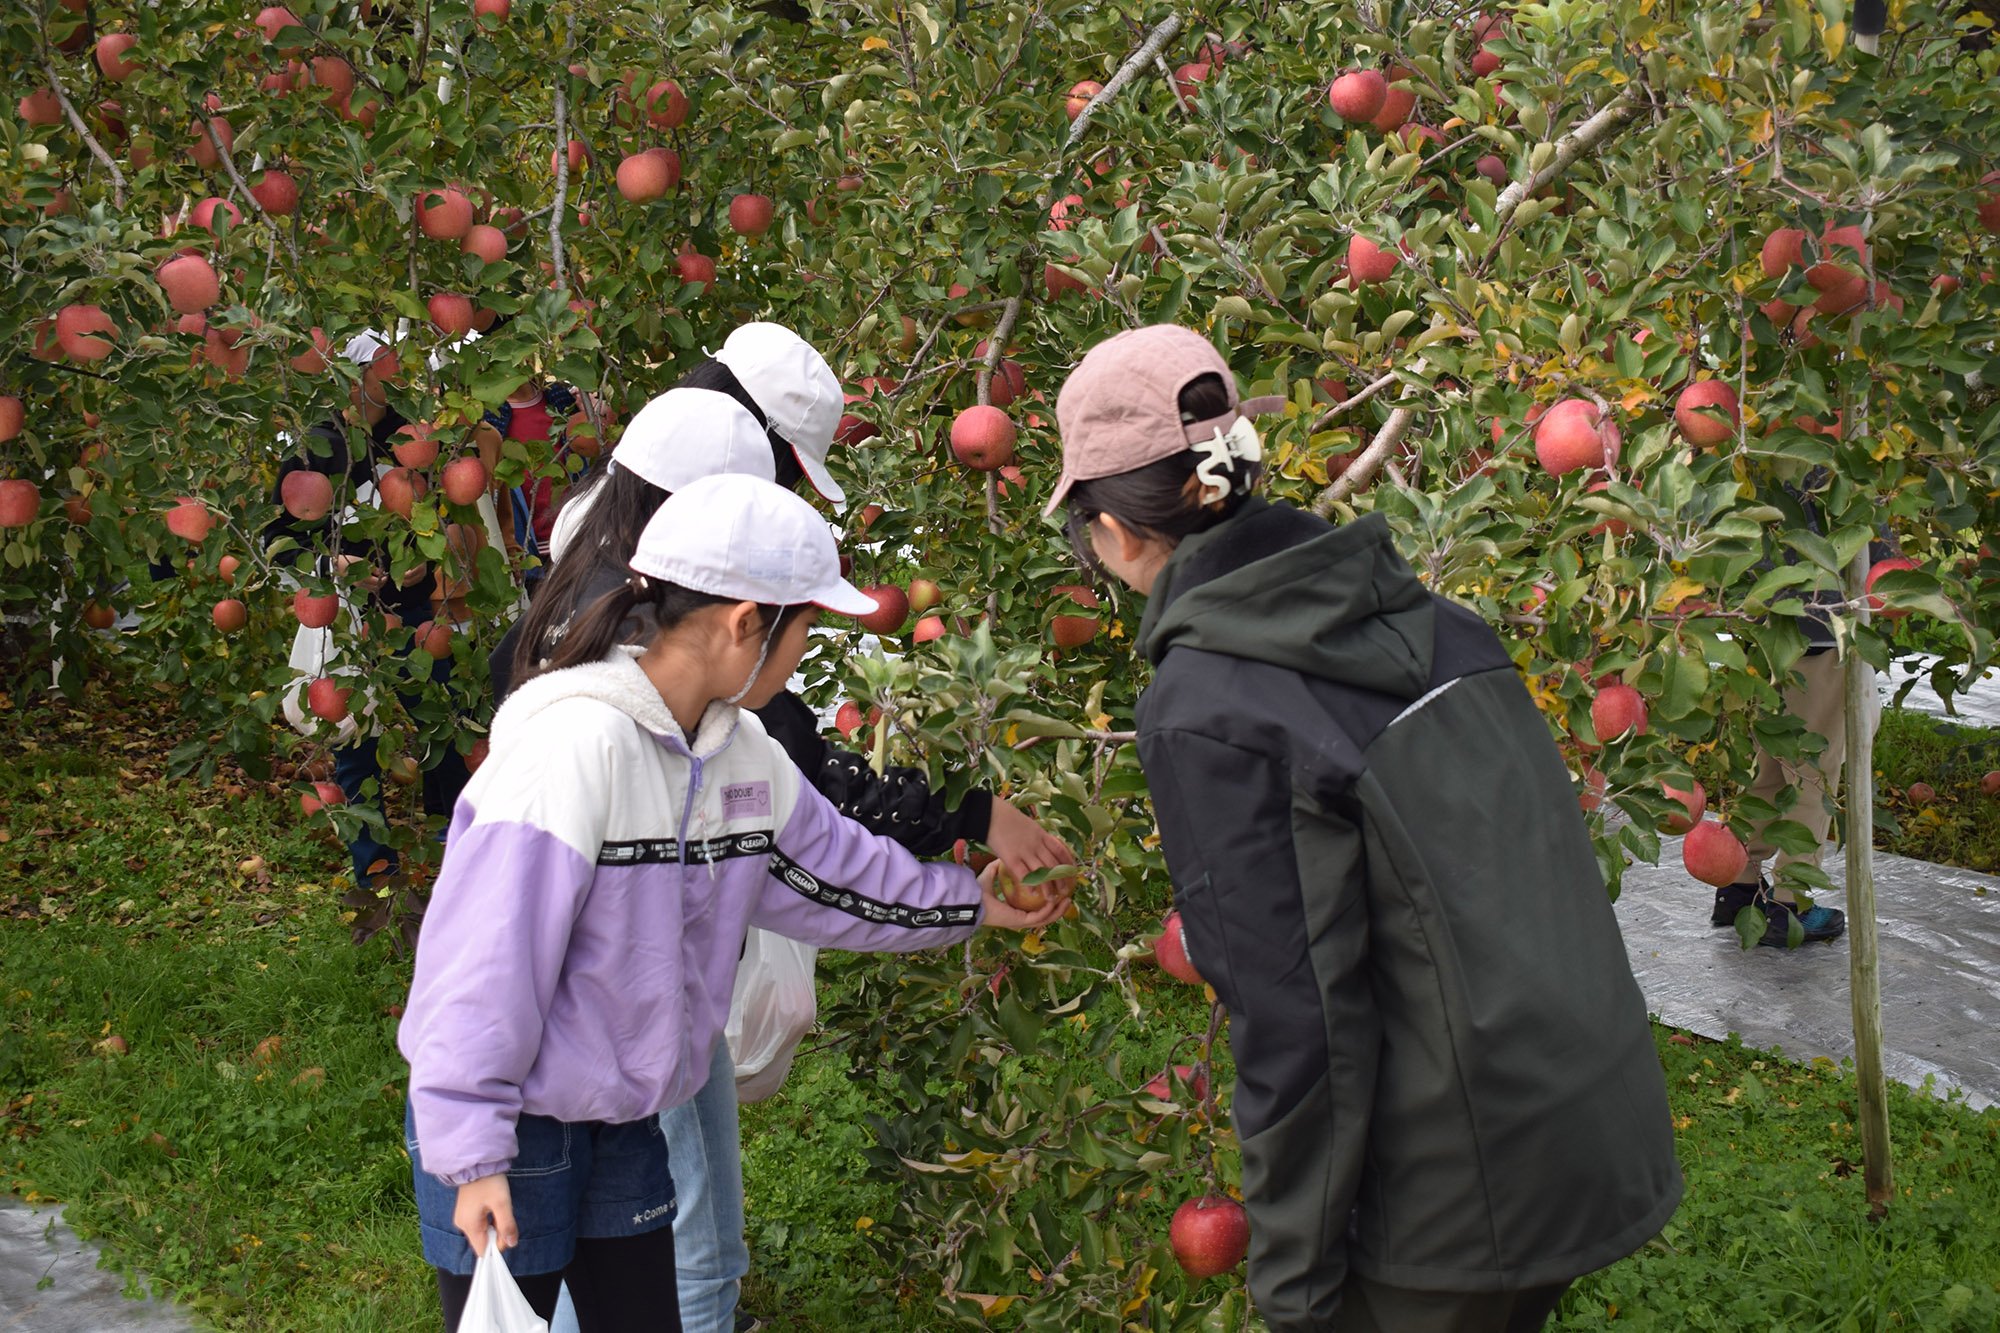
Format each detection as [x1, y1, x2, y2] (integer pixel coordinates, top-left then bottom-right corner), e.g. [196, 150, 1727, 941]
[1841, 548, 1893, 1215]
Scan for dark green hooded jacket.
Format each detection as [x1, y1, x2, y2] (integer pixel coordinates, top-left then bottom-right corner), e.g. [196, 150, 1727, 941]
[1134, 499, 1681, 1329]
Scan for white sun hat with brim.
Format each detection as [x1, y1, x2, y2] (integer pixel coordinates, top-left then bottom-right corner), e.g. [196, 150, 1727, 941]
[630, 473, 875, 616]
[609, 387, 777, 494]
[712, 322, 847, 507]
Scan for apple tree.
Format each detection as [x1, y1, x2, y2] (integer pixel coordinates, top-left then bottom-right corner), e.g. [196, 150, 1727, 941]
[3, 0, 1998, 1325]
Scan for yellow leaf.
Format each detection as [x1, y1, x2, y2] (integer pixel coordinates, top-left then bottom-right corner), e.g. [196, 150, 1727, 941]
[1620, 385, 1655, 412]
[1657, 577, 1707, 612]
[1004, 724, 1019, 746]
[1019, 931, 1046, 955]
[1823, 20, 1846, 58]
[861, 35, 890, 50]
[1749, 110, 1774, 145]
[1090, 712, 1112, 732]
[855, 1215, 874, 1229]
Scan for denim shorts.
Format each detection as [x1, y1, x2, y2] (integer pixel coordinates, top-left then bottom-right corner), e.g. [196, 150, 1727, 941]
[406, 1103, 676, 1276]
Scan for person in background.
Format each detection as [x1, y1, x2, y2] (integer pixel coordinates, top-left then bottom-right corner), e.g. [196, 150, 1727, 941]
[401, 474, 1071, 1332]
[1043, 324, 1681, 1333]
[521, 326, 1075, 1333]
[267, 332, 469, 891]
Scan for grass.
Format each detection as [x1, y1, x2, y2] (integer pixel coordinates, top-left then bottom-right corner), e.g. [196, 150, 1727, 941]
[1871, 709, 2000, 875]
[4, 676, 2000, 1330]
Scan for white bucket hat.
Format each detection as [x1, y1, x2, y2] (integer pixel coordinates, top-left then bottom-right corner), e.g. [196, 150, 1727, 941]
[610, 387, 776, 493]
[712, 322, 846, 507]
[630, 473, 875, 615]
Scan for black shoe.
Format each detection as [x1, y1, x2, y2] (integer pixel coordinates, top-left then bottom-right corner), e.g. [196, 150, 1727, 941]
[1750, 899, 1846, 948]
[1710, 879, 1762, 926]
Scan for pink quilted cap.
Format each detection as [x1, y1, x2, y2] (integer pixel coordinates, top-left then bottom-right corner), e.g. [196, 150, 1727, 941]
[1044, 325, 1285, 516]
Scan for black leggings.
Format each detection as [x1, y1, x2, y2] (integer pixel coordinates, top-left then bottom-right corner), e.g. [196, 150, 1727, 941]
[436, 1229, 682, 1333]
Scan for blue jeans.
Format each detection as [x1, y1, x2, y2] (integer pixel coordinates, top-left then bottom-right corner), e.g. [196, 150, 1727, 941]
[406, 1104, 676, 1278]
[552, 1039, 745, 1333]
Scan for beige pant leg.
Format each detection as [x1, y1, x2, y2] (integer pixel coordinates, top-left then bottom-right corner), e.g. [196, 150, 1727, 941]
[1742, 649, 1874, 877]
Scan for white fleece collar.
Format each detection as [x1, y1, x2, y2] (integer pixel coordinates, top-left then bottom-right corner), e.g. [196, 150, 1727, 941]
[490, 646, 741, 759]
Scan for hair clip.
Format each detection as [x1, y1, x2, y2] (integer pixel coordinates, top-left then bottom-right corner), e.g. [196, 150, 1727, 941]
[1191, 415, 1264, 499]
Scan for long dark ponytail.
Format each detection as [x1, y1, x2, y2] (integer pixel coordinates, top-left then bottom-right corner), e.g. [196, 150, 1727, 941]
[512, 464, 672, 677]
[517, 575, 810, 688]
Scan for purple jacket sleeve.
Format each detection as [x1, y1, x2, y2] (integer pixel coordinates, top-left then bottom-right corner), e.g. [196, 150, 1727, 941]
[400, 820, 596, 1185]
[753, 765, 985, 952]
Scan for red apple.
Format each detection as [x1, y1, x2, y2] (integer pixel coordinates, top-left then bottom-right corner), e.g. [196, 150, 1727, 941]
[907, 578, 943, 615]
[299, 780, 345, 815]
[1143, 1064, 1210, 1105]
[249, 169, 299, 216]
[462, 224, 507, 265]
[912, 615, 947, 643]
[1346, 234, 1399, 284]
[729, 193, 775, 236]
[211, 598, 248, 632]
[834, 701, 865, 739]
[857, 584, 909, 635]
[1661, 780, 1707, 835]
[1978, 171, 2000, 234]
[1152, 910, 1204, 985]
[1170, 1196, 1248, 1279]
[1590, 683, 1648, 743]
[1044, 263, 1087, 299]
[415, 619, 453, 659]
[82, 602, 116, 630]
[0, 479, 39, 528]
[1065, 80, 1102, 120]
[55, 305, 118, 361]
[426, 292, 475, 337]
[442, 456, 488, 506]
[950, 405, 1016, 471]
[164, 497, 213, 542]
[1171, 61, 1210, 108]
[643, 78, 687, 128]
[1980, 770, 2000, 797]
[18, 88, 62, 126]
[1533, 399, 1609, 475]
[290, 326, 332, 375]
[96, 32, 139, 81]
[616, 150, 679, 202]
[415, 186, 475, 240]
[676, 251, 716, 287]
[158, 254, 220, 314]
[1760, 227, 1805, 278]
[280, 469, 334, 521]
[1806, 224, 1869, 294]
[1369, 70, 1415, 132]
[0, 395, 21, 442]
[1682, 819, 1748, 889]
[188, 115, 233, 168]
[1327, 69, 1387, 123]
[293, 588, 338, 628]
[377, 467, 426, 518]
[1906, 782, 1936, 806]
[1674, 380, 1739, 448]
[1864, 557, 1919, 620]
[551, 139, 588, 176]
[472, 0, 510, 25]
[306, 676, 351, 723]
[1050, 584, 1100, 649]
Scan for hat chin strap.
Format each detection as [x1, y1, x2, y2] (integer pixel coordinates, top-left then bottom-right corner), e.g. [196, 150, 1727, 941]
[721, 612, 786, 706]
[1191, 415, 1264, 501]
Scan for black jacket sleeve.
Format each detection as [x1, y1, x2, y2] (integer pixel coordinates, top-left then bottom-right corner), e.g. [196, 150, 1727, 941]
[753, 690, 994, 857]
[1140, 722, 1373, 1330]
[489, 619, 522, 702]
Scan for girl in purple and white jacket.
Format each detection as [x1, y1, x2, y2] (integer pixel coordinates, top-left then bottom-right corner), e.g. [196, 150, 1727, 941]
[397, 473, 1067, 1332]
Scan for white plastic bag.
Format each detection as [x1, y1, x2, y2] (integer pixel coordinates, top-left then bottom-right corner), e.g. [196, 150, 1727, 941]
[724, 929, 819, 1102]
[458, 1228, 548, 1333]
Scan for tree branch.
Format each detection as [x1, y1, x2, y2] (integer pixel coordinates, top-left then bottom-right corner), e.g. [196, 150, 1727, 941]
[549, 15, 575, 292]
[977, 297, 1023, 579]
[202, 114, 303, 270]
[1309, 368, 1400, 430]
[43, 57, 126, 210]
[1064, 14, 1183, 150]
[1313, 395, 1421, 515]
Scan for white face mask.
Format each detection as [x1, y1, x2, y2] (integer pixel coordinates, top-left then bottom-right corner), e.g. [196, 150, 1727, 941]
[720, 610, 786, 706]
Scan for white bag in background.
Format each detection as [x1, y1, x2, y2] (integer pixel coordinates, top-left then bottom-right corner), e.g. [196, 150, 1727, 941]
[725, 929, 819, 1103]
[458, 1229, 547, 1333]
